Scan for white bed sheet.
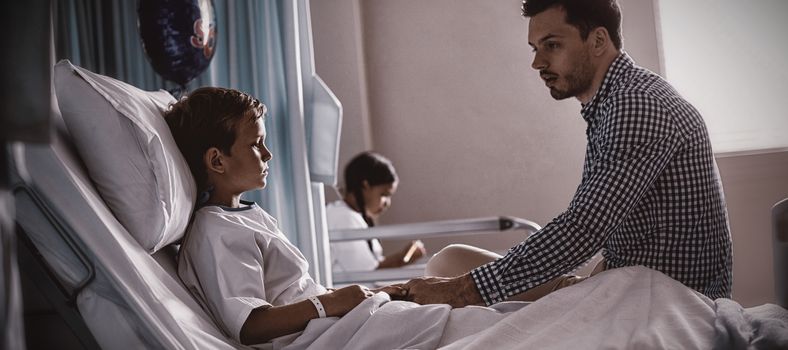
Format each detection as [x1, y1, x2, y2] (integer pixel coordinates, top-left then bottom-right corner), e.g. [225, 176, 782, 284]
[278, 266, 788, 350]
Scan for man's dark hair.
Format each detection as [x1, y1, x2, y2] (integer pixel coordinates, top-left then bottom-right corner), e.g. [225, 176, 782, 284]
[522, 0, 623, 50]
[164, 87, 266, 191]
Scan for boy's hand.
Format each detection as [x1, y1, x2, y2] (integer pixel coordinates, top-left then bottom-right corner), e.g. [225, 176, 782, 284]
[320, 285, 375, 317]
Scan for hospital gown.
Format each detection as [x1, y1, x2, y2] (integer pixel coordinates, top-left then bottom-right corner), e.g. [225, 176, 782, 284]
[178, 201, 327, 342]
[325, 200, 383, 272]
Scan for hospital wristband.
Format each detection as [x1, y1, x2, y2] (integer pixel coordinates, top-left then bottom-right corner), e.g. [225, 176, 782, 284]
[308, 296, 326, 318]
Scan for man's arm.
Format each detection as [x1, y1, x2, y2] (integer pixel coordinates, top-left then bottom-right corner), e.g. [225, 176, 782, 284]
[405, 92, 683, 306]
[469, 93, 683, 305]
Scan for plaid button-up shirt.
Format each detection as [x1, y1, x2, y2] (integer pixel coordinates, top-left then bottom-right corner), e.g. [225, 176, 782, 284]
[471, 53, 733, 305]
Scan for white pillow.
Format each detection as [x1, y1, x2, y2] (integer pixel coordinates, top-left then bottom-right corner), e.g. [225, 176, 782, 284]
[54, 59, 196, 253]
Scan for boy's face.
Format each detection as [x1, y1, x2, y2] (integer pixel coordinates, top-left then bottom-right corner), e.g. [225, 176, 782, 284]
[222, 117, 272, 193]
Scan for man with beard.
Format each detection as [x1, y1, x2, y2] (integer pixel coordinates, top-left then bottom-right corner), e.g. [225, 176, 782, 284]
[402, 0, 733, 308]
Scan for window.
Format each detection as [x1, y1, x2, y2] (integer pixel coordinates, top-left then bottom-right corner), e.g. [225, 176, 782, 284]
[657, 0, 788, 154]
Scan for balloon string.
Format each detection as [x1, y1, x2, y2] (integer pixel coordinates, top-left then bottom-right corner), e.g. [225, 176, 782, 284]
[168, 85, 188, 99]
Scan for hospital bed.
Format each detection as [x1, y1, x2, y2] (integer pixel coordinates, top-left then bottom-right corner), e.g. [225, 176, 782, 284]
[13, 62, 788, 350]
[11, 61, 240, 348]
[12, 134, 234, 347]
[329, 216, 540, 285]
[10, 60, 544, 348]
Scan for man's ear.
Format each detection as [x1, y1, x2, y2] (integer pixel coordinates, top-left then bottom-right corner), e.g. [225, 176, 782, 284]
[361, 180, 371, 190]
[590, 27, 611, 56]
[204, 147, 225, 175]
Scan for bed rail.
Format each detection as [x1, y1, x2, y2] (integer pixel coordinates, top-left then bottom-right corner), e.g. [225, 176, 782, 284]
[13, 185, 95, 304]
[329, 216, 541, 242]
[329, 216, 541, 285]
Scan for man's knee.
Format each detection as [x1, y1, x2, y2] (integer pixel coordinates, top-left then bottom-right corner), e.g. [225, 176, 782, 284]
[426, 245, 459, 276]
[426, 244, 498, 277]
[427, 244, 476, 267]
[434, 244, 474, 258]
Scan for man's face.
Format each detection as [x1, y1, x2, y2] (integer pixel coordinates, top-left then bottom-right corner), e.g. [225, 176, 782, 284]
[528, 6, 595, 101]
[222, 117, 272, 193]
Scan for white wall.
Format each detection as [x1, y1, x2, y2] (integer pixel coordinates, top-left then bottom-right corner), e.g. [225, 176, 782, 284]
[310, 0, 372, 199]
[311, 0, 787, 307]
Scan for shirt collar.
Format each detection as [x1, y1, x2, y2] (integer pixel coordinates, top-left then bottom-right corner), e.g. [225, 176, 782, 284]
[217, 200, 257, 212]
[581, 52, 634, 123]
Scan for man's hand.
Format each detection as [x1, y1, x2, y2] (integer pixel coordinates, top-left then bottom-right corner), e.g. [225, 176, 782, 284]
[402, 273, 484, 308]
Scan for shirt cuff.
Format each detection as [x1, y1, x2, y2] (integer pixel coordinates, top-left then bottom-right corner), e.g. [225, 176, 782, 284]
[470, 263, 507, 306]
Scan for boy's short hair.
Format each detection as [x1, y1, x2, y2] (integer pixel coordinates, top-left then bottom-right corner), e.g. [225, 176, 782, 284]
[521, 0, 623, 50]
[164, 87, 266, 190]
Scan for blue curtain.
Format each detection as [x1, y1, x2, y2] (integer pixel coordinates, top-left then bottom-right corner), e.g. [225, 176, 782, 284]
[54, 0, 314, 249]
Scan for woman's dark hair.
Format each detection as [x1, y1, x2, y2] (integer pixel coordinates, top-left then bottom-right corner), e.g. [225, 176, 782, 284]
[522, 0, 623, 50]
[343, 152, 398, 227]
[164, 87, 266, 192]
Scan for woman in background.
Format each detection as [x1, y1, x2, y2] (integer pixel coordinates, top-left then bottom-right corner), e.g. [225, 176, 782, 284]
[327, 152, 426, 272]
[327, 154, 592, 300]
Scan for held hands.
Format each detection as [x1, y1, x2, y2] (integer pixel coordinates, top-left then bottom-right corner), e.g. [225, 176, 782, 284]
[320, 284, 408, 317]
[317, 276, 482, 319]
[372, 285, 409, 300]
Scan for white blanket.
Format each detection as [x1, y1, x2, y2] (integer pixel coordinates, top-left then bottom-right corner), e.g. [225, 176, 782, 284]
[276, 295, 526, 350]
[275, 266, 788, 350]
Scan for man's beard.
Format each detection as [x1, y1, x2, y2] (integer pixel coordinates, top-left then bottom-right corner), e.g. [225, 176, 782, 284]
[549, 53, 594, 100]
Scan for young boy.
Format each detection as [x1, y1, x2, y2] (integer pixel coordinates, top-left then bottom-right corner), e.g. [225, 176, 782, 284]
[165, 87, 403, 345]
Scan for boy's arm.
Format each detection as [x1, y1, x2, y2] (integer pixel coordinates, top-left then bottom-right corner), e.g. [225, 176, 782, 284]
[240, 299, 320, 345]
[239, 284, 386, 345]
